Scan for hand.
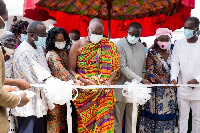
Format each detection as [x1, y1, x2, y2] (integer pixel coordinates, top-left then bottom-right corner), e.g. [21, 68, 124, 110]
[17, 92, 30, 107]
[84, 79, 96, 85]
[141, 79, 151, 84]
[187, 79, 199, 84]
[73, 79, 84, 86]
[105, 80, 112, 86]
[16, 79, 30, 90]
[161, 80, 168, 89]
[187, 79, 199, 89]
[3, 85, 17, 92]
[171, 79, 177, 86]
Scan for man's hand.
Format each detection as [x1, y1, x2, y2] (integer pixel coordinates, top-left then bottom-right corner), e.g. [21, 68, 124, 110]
[187, 79, 199, 84]
[17, 92, 30, 107]
[105, 80, 112, 86]
[187, 79, 199, 89]
[16, 79, 30, 90]
[84, 79, 96, 85]
[141, 79, 151, 84]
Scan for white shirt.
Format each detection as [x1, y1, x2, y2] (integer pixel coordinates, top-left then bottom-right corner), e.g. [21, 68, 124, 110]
[171, 37, 200, 100]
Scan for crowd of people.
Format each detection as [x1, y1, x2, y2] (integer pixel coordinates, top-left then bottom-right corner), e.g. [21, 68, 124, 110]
[1, 0, 200, 133]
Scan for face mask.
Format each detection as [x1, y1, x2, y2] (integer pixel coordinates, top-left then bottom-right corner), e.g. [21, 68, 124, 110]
[3, 47, 15, 56]
[33, 37, 46, 46]
[0, 29, 6, 37]
[145, 47, 148, 54]
[55, 41, 66, 49]
[20, 34, 27, 42]
[157, 41, 170, 50]
[66, 45, 70, 51]
[184, 28, 197, 39]
[71, 40, 76, 44]
[127, 34, 139, 45]
[90, 34, 103, 44]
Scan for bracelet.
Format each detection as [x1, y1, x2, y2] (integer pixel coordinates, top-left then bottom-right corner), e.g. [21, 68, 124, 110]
[74, 74, 82, 80]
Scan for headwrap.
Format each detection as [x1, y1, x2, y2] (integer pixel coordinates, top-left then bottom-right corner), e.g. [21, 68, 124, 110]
[156, 28, 172, 39]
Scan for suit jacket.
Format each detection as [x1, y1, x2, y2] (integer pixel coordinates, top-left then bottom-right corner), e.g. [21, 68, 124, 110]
[115, 37, 146, 102]
[0, 48, 20, 133]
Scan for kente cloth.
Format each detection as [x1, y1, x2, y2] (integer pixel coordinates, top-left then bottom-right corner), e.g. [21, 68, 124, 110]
[73, 38, 120, 133]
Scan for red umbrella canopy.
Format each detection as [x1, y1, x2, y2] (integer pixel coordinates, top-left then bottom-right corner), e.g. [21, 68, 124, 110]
[23, 0, 193, 38]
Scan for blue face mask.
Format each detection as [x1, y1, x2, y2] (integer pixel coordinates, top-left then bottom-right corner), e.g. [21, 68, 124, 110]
[20, 34, 27, 42]
[127, 34, 140, 45]
[34, 37, 46, 46]
[184, 28, 197, 39]
[145, 47, 148, 54]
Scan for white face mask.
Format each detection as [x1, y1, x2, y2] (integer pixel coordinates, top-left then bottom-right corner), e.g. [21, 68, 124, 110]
[127, 34, 140, 45]
[3, 47, 15, 56]
[90, 34, 103, 44]
[55, 41, 66, 49]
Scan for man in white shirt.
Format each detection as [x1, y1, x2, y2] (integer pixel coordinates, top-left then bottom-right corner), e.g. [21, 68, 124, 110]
[171, 17, 200, 133]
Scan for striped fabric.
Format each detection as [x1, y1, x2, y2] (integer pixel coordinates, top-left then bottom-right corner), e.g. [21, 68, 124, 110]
[12, 41, 54, 118]
[73, 38, 120, 132]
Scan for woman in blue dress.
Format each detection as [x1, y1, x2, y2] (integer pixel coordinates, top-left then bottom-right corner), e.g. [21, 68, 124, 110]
[139, 28, 176, 133]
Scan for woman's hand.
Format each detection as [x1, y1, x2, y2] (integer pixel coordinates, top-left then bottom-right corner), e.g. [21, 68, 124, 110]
[160, 80, 168, 89]
[73, 79, 84, 86]
[84, 79, 96, 85]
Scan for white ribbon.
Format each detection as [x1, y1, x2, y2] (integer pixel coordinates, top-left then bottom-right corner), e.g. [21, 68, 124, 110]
[31, 84, 200, 88]
[43, 78, 78, 133]
[30, 82, 200, 133]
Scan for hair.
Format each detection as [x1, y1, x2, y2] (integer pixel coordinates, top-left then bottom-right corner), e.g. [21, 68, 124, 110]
[128, 22, 142, 30]
[46, 27, 70, 51]
[185, 17, 200, 28]
[89, 18, 104, 27]
[0, 0, 6, 17]
[10, 20, 29, 36]
[70, 29, 80, 36]
[27, 21, 44, 33]
[152, 39, 159, 50]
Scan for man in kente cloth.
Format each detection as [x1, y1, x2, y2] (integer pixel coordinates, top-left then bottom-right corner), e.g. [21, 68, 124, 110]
[69, 18, 120, 133]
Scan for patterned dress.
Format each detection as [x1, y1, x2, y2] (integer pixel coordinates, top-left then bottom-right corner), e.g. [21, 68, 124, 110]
[139, 49, 176, 133]
[46, 50, 77, 133]
[74, 38, 120, 133]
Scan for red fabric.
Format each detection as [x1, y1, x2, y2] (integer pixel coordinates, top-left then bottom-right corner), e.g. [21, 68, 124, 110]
[23, 0, 191, 38]
[181, 0, 195, 9]
[23, 0, 50, 21]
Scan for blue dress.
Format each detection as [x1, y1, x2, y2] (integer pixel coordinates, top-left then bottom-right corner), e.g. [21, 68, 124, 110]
[139, 49, 176, 133]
